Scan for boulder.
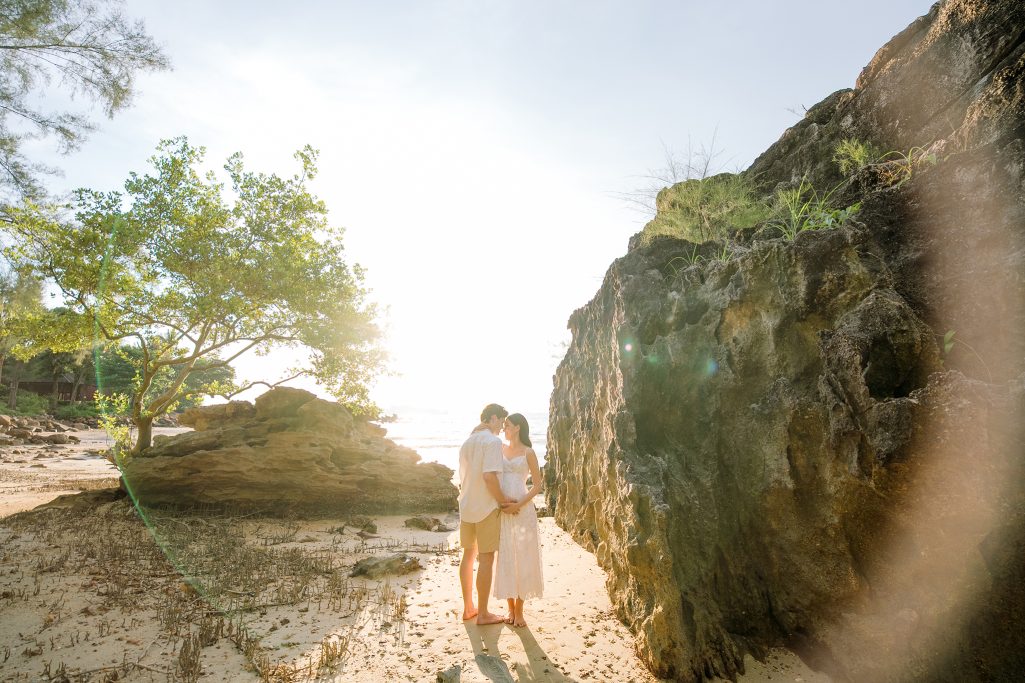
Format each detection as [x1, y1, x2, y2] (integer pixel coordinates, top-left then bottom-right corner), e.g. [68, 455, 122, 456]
[349, 553, 422, 579]
[254, 386, 317, 419]
[179, 401, 256, 431]
[551, 3, 1025, 681]
[121, 387, 457, 514]
[44, 433, 70, 445]
[404, 516, 452, 532]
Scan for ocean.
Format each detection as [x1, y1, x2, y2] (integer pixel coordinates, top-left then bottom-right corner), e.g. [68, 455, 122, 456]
[380, 407, 550, 477]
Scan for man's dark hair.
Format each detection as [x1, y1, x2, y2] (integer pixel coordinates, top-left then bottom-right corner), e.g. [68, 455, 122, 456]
[480, 403, 508, 423]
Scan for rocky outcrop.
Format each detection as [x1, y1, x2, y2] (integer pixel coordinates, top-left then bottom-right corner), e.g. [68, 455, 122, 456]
[547, 2, 1025, 681]
[748, 0, 1025, 194]
[122, 387, 457, 514]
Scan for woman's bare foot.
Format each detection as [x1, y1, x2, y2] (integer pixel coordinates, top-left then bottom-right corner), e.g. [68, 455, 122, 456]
[461, 607, 478, 621]
[476, 611, 507, 626]
[513, 617, 527, 628]
[505, 599, 516, 624]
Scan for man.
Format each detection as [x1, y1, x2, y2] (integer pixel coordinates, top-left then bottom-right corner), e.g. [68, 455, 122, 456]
[458, 402, 515, 625]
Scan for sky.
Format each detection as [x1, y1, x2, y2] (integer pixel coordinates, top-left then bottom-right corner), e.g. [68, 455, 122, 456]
[29, 0, 933, 417]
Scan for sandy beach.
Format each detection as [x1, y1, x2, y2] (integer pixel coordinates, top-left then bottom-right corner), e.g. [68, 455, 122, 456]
[0, 429, 828, 682]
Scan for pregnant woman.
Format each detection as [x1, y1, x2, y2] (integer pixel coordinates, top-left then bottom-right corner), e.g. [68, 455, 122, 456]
[493, 412, 544, 627]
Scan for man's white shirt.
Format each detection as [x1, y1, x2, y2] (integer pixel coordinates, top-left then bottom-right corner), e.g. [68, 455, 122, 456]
[458, 429, 504, 523]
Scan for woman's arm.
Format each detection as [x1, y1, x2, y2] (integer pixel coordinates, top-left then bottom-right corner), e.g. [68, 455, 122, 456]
[511, 449, 543, 511]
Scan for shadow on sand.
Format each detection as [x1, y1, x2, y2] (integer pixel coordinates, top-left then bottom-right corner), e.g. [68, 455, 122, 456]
[462, 622, 577, 682]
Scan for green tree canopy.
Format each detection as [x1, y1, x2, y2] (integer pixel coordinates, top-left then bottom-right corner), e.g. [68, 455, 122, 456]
[96, 342, 235, 411]
[5, 137, 383, 453]
[0, 264, 44, 377]
[0, 0, 169, 201]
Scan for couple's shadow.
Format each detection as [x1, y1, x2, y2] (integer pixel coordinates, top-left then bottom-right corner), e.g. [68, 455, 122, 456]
[462, 621, 577, 682]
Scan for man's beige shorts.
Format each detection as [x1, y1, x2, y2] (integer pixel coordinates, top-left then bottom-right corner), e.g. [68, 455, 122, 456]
[459, 508, 501, 554]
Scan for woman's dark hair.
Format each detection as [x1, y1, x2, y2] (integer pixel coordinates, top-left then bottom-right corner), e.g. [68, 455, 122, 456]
[507, 413, 531, 447]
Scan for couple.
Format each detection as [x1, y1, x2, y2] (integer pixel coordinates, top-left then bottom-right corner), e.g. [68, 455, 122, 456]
[458, 403, 544, 628]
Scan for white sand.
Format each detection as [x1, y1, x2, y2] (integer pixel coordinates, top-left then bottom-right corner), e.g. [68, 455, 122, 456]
[0, 430, 830, 682]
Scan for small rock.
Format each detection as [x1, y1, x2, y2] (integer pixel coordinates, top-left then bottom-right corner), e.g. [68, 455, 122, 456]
[346, 515, 377, 534]
[436, 665, 461, 682]
[350, 553, 422, 579]
[405, 515, 452, 532]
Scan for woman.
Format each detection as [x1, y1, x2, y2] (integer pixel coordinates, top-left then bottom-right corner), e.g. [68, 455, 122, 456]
[493, 412, 544, 627]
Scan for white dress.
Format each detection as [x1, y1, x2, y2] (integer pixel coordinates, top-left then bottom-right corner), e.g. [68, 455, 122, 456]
[493, 454, 544, 600]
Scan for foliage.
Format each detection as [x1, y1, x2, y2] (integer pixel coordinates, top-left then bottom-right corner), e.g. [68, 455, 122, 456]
[0, 0, 169, 202]
[940, 330, 992, 383]
[765, 178, 861, 241]
[617, 134, 731, 217]
[0, 265, 44, 368]
[943, 330, 956, 355]
[95, 343, 233, 411]
[54, 401, 99, 419]
[5, 137, 383, 452]
[96, 391, 130, 456]
[710, 241, 736, 263]
[877, 146, 938, 187]
[0, 388, 48, 415]
[5, 306, 93, 361]
[833, 138, 882, 177]
[663, 245, 704, 278]
[832, 139, 938, 187]
[639, 172, 770, 245]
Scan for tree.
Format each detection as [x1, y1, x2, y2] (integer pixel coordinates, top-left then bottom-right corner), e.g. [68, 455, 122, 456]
[0, 0, 169, 202]
[6, 137, 382, 453]
[0, 264, 43, 383]
[1, 303, 91, 409]
[96, 342, 235, 410]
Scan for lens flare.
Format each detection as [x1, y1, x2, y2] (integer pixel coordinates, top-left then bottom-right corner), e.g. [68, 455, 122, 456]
[704, 358, 718, 376]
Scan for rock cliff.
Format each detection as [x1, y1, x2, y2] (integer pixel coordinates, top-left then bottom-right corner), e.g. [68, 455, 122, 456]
[121, 387, 457, 514]
[546, 2, 1025, 681]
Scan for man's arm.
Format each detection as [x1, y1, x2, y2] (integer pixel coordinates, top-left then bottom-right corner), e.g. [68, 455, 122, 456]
[482, 438, 515, 507]
[483, 471, 513, 506]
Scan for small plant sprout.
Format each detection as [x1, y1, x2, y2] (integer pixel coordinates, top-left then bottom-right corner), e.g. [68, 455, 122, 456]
[766, 178, 861, 241]
[833, 138, 882, 177]
[877, 145, 938, 187]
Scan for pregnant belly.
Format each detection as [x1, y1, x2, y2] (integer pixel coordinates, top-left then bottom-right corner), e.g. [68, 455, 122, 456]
[500, 477, 527, 497]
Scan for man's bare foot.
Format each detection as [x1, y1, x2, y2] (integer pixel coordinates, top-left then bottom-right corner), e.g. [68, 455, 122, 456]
[475, 611, 506, 625]
[462, 607, 478, 621]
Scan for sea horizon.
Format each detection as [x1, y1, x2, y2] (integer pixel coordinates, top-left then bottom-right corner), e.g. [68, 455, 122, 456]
[380, 406, 550, 475]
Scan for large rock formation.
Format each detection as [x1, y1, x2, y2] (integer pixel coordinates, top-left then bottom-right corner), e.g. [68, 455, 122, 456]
[547, 2, 1025, 681]
[122, 387, 457, 514]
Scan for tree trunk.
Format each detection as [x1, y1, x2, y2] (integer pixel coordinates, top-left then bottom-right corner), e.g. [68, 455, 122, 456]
[133, 415, 154, 454]
[70, 364, 87, 403]
[7, 373, 19, 410]
[0, 353, 6, 386]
